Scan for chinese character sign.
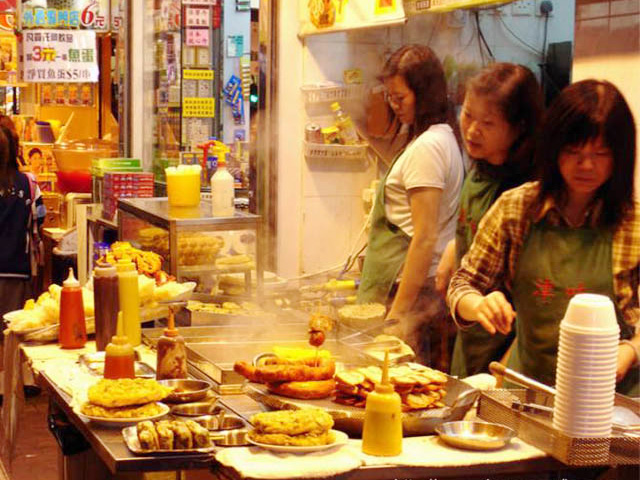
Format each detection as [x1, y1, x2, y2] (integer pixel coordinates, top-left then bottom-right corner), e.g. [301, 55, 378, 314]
[21, 30, 98, 83]
[21, 0, 109, 31]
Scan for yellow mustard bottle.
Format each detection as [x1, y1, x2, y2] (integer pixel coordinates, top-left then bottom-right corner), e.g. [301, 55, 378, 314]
[116, 257, 141, 346]
[361, 350, 403, 456]
[104, 312, 135, 379]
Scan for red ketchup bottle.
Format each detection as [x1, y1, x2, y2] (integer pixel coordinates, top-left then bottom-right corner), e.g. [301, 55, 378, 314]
[59, 268, 87, 349]
[104, 312, 135, 379]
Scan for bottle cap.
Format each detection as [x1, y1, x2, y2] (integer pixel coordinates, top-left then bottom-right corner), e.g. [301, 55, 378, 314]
[111, 312, 132, 346]
[94, 263, 117, 277]
[374, 350, 394, 394]
[63, 267, 80, 288]
[116, 257, 136, 272]
[330, 102, 341, 112]
[164, 306, 179, 337]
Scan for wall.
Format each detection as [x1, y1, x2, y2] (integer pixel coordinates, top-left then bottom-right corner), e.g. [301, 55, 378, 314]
[571, 0, 640, 197]
[276, 1, 575, 278]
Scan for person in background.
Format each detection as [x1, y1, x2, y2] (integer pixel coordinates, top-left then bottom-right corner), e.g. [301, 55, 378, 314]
[447, 80, 639, 395]
[357, 44, 464, 365]
[0, 115, 45, 317]
[435, 63, 544, 377]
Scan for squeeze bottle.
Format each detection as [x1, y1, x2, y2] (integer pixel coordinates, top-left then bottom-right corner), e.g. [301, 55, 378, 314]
[93, 263, 120, 351]
[104, 312, 135, 379]
[59, 268, 87, 349]
[156, 306, 188, 379]
[210, 142, 235, 217]
[361, 350, 403, 456]
[331, 102, 359, 145]
[116, 257, 141, 346]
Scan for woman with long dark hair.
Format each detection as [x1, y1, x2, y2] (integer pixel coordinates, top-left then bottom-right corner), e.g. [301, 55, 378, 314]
[0, 116, 44, 317]
[357, 45, 464, 365]
[436, 63, 544, 377]
[448, 80, 639, 394]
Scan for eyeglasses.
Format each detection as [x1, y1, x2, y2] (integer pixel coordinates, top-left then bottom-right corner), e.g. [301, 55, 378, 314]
[384, 91, 406, 107]
[561, 147, 612, 162]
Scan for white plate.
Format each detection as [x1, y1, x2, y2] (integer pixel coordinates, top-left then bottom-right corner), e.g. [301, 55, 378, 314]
[75, 402, 170, 427]
[247, 429, 348, 453]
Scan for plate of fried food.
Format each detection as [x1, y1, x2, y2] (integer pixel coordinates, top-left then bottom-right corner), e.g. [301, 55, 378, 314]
[76, 378, 174, 427]
[246, 409, 349, 454]
[122, 419, 215, 455]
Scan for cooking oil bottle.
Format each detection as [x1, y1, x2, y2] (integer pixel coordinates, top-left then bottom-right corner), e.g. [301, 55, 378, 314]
[331, 102, 359, 145]
[361, 350, 403, 456]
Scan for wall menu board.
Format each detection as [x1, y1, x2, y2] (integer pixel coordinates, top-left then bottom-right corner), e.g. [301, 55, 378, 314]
[21, 30, 98, 83]
[299, 0, 406, 37]
[20, 0, 110, 31]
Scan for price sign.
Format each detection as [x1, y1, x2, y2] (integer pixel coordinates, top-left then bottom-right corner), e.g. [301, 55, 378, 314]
[22, 30, 98, 83]
[183, 69, 214, 81]
[183, 97, 215, 118]
[185, 28, 209, 47]
[185, 7, 211, 27]
[21, 0, 110, 31]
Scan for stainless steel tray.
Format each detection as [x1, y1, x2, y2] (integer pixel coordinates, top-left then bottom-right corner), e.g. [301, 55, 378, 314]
[245, 375, 479, 437]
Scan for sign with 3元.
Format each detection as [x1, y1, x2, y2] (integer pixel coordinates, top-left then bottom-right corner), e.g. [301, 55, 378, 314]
[21, 0, 110, 31]
[21, 30, 98, 83]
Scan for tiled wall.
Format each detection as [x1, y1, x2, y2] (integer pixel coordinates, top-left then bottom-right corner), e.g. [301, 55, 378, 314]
[572, 0, 640, 198]
[278, 3, 575, 277]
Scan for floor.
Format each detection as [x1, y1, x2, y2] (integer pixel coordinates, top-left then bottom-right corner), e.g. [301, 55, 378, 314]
[1, 391, 59, 480]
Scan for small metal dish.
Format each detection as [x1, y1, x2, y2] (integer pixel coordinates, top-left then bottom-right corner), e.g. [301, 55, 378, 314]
[435, 421, 516, 451]
[210, 429, 251, 447]
[171, 401, 221, 417]
[157, 379, 213, 403]
[195, 414, 245, 431]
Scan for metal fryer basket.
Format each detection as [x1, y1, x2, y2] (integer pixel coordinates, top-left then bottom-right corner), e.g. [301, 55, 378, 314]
[478, 389, 640, 466]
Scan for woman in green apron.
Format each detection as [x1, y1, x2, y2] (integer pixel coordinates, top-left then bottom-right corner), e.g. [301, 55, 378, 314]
[357, 45, 464, 365]
[435, 64, 544, 377]
[447, 80, 640, 395]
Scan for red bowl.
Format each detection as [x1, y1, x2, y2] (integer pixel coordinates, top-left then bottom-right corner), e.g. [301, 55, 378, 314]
[56, 170, 92, 193]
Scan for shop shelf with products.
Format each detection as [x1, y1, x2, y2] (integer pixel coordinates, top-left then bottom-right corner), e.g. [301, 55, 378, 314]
[117, 198, 263, 298]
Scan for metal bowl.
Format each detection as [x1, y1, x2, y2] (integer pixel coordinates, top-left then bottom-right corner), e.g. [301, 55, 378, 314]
[194, 414, 246, 431]
[435, 421, 516, 451]
[211, 429, 251, 447]
[158, 379, 213, 403]
[171, 401, 221, 417]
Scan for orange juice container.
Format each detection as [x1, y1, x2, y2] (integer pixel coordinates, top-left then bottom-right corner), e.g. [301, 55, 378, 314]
[361, 351, 403, 456]
[59, 268, 87, 349]
[104, 312, 135, 379]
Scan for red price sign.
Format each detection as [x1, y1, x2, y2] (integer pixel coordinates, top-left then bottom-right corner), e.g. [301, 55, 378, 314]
[31, 46, 57, 62]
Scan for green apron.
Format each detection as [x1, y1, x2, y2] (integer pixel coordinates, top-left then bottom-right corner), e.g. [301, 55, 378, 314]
[357, 152, 411, 304]
[451, 169, 515, 377]
[509, 219, 638, 395]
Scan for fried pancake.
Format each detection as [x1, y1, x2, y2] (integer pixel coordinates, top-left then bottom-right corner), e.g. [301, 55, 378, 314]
[88, 378, 173, 408]
[250, 409, 333, 436]
[248, 430, 334, 446]
[80, 401, 164, 419]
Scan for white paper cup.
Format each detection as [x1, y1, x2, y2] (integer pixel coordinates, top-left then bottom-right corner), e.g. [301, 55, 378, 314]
[561, 294, 620, 332]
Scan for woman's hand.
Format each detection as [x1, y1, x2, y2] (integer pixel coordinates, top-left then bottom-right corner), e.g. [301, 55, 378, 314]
[435, 240, 456, 296]
[617, 341, 638, 382]
[466, 291, 516, 335]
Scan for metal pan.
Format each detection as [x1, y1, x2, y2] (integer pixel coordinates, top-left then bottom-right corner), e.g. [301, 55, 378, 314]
[210, 429, 251, 447]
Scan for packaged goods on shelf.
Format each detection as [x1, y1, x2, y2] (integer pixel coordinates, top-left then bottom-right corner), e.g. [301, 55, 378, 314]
[103, 172, 155, 219]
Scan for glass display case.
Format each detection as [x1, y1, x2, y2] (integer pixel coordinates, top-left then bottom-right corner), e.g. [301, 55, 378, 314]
[117, 197, 262, 295]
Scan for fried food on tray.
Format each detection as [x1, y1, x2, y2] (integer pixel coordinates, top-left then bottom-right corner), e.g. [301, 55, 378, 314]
[249, 409, 335, 446]
[267, 379, 336, 400]
[234, 357, 335, 384]
[135, 419, 211, 451]
[333, 364, 448, 411]
[80, 402, 164, 419]
[88, 378, 173, 408]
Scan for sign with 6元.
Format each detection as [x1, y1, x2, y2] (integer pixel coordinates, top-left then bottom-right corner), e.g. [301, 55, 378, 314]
[21, 0, 110, 31]
[21, 30, 98, 83]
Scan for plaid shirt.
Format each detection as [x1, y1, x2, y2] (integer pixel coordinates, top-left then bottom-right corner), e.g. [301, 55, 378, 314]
[447, 181, 640, 330]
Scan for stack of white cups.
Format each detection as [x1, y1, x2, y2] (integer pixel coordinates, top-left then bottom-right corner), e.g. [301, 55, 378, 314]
[553, 294, 619, 438]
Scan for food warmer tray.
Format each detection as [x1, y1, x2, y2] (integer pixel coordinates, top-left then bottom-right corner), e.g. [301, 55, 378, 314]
[246, 375, 479, 437]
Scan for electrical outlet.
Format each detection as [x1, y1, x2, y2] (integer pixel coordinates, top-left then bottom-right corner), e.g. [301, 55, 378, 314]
[535, 0, 554, 17]
[511, 0, 535, 16]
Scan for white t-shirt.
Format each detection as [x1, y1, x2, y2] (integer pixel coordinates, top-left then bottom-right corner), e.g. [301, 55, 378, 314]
[384, 123, 464, 277]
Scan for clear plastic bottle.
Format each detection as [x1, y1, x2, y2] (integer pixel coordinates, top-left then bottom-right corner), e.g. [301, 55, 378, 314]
[210, 143, 235, 217]
[331, 102, 359, 145]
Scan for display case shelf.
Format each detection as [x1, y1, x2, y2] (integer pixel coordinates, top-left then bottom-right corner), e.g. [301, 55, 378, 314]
[304, 140, 369, 161]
